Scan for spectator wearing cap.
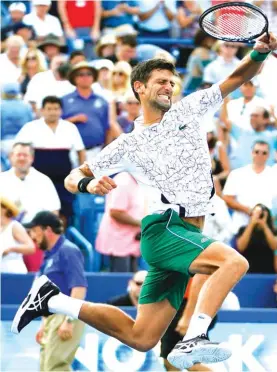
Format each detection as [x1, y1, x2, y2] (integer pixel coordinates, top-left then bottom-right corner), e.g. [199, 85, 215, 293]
[223, 140, 277, 234]
[58, 0, 101, 60]
[1, 2, 27, 40]
[96, 172, 145, 272]
[23, 0, 64, 41]
[223, 106, 277, 169]
[95, 34, 117, 59]
[62, 62, 111, 161]
[0, 195, 35, 274]
[224, 80, 269, 131]
[138, 0, 177, 40]
[1, 82, 33, 157]
[0, 35, 24, 85]
[101, 1, 139, 33]
[19, 49, 46, 95]
[15, 96, 86, 223]
[117, 91, 140, 133]
[24, 55, 75, 114]
[109, 34, 139, 67]
[37, 33, 67, 66]
[25, 211, 87, 372]
[69, 51, 86, 66]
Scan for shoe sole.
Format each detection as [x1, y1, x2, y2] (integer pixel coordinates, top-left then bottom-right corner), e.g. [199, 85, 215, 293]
[11, 275, 49, 334]
[167, 344, 232, 369]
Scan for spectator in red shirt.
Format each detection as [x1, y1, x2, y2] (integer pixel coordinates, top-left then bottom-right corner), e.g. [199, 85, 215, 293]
[58, 0, 101, 60]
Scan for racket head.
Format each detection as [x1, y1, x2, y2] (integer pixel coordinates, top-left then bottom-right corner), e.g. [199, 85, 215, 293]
[199, 1, 269, 43]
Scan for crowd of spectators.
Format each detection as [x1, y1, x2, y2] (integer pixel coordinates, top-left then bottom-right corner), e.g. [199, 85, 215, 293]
[1, 0, 277, 279]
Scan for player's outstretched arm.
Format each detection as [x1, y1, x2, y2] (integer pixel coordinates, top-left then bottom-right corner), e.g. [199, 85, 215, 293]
[220, 32, 277, 98]
[64, 163, 117, 196]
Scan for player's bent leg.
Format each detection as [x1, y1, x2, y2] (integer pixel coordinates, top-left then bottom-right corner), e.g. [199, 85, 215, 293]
[79, 298, 177, 351]
[188, 242, 249, 317]
[168, 242, 248, 369]
[11, 275, 176, 352]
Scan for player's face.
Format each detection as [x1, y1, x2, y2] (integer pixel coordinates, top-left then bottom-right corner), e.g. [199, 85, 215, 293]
[144, 70, 175, 112]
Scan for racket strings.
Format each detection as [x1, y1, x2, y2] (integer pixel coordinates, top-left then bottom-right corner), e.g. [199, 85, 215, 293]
[202, 5, 266, 41]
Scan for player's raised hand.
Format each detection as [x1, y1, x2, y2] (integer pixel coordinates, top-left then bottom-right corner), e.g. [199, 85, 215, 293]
[254, 32, 277, 53]
[87, 176, 117, 196]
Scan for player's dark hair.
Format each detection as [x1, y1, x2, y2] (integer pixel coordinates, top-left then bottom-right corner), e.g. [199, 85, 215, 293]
[42, 96, 63, 109]
[131, 58, 177, 101]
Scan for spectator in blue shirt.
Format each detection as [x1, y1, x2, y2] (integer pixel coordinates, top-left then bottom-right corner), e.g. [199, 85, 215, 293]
[101, 1, 139, 32]
[25, 211, 87, 372]
[62, 61, 111, 162]
[1, 82, 33, 157]
[224, 106, 277, 169]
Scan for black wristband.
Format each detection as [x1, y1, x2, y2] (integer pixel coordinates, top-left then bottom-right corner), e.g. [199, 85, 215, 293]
[77, 177, 95, 193]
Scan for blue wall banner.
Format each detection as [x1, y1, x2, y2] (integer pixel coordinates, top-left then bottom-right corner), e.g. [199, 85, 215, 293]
[1, 321, 277, 372]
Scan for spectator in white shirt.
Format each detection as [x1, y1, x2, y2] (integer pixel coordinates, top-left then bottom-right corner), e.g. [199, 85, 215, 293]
[16, 96, 86, 223]
[24, 55, 75, 114]
[203, 41, 240, 85]
[23, 0, 63, 41]
[0, 142, 61, 224]
[223, 141, 277, 234]
[257, 53, 277, 106]
[226, 80, 269, 130]
[0, 35, 24, 85]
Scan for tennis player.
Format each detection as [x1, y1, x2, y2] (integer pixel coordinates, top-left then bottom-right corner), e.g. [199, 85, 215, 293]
[12, 32, 277, 370]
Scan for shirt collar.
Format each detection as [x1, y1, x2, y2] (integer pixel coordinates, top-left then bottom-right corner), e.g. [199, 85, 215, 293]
[45, 235, 65, 258]
[73, 89, 96, 100]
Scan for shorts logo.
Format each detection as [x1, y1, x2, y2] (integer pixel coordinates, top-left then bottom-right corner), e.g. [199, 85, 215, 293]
[201, 237, 209, 243]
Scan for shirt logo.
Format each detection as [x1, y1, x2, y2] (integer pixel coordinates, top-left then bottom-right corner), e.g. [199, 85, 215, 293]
[179, 124, 187, 130]
[201, 237, 209, 243]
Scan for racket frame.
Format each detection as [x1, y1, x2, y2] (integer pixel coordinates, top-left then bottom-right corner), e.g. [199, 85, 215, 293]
[199, 1, 269, 42]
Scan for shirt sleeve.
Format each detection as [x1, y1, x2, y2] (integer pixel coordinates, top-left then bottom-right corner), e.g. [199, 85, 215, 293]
[223, 170, 238, 196]
[89, 135, 127, 177]
[41, 176, 61, 211]
[15, 123, 33, 143]
[70, 123, 85, 151]
[203, 63, 216, 84]
[62, 246, 88, 290]
[52, 17, 64, 37]
[178, 84, 223, 122]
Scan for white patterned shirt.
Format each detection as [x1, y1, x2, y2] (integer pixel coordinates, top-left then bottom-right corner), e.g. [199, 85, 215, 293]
[89, 85, 223, 217]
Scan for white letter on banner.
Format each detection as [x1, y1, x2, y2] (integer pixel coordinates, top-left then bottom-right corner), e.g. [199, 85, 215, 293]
[75, 333, 99, 371]
[227, 334, 265, 372]
[102, 337, 146, 371]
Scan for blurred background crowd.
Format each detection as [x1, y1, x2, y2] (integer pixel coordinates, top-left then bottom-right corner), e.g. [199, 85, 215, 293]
[1, 0, 277, 283]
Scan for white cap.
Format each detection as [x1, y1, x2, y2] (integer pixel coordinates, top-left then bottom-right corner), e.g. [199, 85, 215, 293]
[9, 2, 26, 13]
[32, 0, 51, 6]
[90, 59, 114, 71]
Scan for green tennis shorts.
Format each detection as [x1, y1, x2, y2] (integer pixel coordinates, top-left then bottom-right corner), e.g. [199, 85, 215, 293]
[139, 209, 216, 310]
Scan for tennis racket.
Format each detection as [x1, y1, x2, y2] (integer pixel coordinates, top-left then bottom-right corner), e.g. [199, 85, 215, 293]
[199, 2, 269, 43]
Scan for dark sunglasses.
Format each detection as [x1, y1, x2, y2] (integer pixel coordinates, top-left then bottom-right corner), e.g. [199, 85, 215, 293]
[75, 72, 93, 77]
[127, 101, 139, 105]
[26, 56, 37, 61]
[134, 281, 143, 286]
[254, 150, 268, 155]
[113, 71, 125, 76]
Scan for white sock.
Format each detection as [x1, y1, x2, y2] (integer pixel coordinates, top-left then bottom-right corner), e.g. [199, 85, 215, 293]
[48, 293, 85, 319]
[182, 313, 212, 341]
